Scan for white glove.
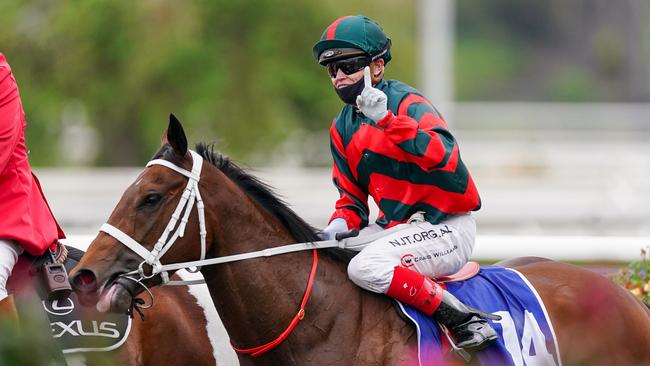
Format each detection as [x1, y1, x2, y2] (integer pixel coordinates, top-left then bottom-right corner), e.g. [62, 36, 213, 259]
[319, 218, 348, 241]
[356, 66, 388, 122]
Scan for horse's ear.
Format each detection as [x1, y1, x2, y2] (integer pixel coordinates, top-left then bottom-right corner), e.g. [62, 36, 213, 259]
[164, 113, 188, 157]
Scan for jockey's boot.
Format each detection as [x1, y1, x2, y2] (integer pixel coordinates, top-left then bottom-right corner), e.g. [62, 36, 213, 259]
[386, 266, 498, 353]
[434, 289, 499, 352]
[0, 295, 19, 330]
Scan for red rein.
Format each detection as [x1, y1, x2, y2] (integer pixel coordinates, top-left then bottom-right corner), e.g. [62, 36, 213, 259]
[232, 249, 319, 357]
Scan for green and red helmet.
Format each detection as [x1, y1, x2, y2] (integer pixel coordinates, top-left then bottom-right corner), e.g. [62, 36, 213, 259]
[313, 15, 392, 65]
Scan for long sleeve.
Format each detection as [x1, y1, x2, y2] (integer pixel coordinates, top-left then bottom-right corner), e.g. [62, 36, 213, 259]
[329, 121, 369, 230]
[0, 63, 23, 173]
[376, 93, 459, 173]
[0, 54, 65, 256]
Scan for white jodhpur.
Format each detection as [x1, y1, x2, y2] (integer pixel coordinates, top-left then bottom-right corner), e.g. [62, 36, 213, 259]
[347, 213, 476, 294]
[0, 239, 23, 300]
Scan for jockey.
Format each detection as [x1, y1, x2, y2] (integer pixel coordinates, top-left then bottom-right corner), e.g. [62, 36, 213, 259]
[313, 16, 497, 352]
[0, 53, 65, 321]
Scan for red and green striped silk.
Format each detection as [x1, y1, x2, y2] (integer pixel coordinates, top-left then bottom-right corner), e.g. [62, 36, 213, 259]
[328, 79, 480, 230]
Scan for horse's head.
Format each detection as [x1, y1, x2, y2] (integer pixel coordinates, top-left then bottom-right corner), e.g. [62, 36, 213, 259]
[70, 114, 209, 313]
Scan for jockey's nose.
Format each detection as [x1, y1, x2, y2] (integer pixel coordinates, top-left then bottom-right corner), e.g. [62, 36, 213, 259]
[70, 268, 98, 293]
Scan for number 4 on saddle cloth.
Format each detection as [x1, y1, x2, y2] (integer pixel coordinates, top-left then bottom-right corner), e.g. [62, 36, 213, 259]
[399, 265, 561, 366]
[7, 246, 131, 354]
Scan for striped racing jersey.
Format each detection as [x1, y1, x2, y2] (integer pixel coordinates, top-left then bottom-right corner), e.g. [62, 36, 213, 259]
[329, 79, 480, 230]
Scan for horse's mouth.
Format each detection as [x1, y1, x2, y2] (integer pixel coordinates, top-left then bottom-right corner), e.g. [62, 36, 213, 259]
[96, 274, 136, 314]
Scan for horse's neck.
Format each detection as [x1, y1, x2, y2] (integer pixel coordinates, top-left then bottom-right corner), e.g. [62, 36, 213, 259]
[199, 177, 413, 363]
[198, 181, 318, 341]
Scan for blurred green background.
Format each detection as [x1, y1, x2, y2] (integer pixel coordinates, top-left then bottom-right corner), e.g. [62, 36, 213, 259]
[1, 0, 648, 166]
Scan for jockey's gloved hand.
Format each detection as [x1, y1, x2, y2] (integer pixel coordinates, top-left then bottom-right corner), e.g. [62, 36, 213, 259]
[319, 218, 348, 241]
[356, 66, 388, 122]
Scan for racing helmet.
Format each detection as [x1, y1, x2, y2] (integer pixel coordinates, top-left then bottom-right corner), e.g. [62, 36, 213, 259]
[313, 15, 392, 65]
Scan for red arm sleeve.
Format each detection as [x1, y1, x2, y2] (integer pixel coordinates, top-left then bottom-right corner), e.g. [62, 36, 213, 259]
[375, 94, 459, 172]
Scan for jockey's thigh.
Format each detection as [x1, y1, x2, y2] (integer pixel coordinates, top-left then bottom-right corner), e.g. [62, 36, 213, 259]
[347, 214, 476, 294]
[0, 239, 23, 300]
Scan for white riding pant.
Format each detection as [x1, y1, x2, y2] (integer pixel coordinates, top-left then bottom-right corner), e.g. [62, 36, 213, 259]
[0, 239, 23, 300]
[347, 213, 476, 294]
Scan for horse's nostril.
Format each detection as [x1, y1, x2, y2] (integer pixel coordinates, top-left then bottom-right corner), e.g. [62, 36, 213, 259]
[72, 269, 97, 291]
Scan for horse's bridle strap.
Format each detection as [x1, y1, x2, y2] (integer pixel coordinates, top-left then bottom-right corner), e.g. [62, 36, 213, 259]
[101, 150, 207, 284]
[146, 158, 200, 181]
[101, 223, 153, 261]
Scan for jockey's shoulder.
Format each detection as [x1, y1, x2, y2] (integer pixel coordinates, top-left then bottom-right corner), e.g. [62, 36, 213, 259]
[382, 79, 426, 99]
[382, 78, 411, 89]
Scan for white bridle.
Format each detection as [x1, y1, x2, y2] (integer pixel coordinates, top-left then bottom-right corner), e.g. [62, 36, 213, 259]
[100, 150, 207, 284]
[99, 149, 365, 287]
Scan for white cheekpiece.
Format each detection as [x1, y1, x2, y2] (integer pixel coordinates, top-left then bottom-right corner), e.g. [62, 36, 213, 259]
[347, 213, 476, 294]
[0, 239, 23, 300]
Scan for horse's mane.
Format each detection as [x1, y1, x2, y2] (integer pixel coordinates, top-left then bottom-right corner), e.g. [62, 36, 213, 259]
[154, 143, 353, 263]
[194, 144, 356, 263]
[195, 143, 320, 244]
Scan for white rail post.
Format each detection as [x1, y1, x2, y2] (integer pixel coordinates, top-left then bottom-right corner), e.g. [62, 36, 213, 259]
[418, 0, 455, 126]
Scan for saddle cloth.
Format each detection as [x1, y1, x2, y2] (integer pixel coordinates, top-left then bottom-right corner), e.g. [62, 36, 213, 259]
[398, 266, 561, 366]
[10, 246, 131, 354]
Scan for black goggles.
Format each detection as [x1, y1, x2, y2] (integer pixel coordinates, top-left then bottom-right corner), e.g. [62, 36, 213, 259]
[326, 56, 371, 78]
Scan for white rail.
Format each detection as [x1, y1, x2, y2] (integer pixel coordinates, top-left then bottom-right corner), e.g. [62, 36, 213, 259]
[474, 235, 649, 262]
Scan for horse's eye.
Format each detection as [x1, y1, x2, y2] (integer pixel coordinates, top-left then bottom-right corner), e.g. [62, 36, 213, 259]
[140, 193, 162, 207]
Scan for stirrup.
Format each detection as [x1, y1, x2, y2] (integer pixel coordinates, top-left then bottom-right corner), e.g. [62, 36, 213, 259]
[439, 323, 472, 362]
[439, 317, 498, 362]
[453, 316, 498, 352]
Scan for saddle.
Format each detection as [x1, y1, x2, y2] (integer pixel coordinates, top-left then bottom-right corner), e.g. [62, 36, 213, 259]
[7, 245, 131, 355]
[436, 261, 480, 283]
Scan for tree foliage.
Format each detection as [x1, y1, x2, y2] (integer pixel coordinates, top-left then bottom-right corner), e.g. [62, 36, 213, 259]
[0, 0, 416, 166]
[1, 0, 647, 166]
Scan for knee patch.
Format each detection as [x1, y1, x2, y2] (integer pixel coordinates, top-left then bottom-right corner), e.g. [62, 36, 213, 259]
[347, 253, 393, 294]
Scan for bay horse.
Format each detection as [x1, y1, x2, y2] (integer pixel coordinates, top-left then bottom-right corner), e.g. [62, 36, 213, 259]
[6, 245, 224, 366]
[70, 115, 650, 365]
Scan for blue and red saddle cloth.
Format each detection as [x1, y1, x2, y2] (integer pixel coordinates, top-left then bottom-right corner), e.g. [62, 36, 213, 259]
[399, 266, 562, 366]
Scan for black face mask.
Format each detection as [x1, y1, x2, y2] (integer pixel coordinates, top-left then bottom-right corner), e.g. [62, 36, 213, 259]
[334, 77, 365, 105]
